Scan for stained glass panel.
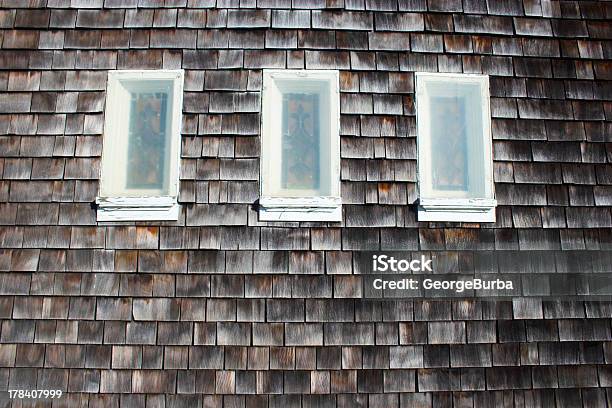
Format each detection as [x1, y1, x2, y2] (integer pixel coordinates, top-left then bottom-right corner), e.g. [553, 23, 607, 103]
[430, 96, 469, 191]
[281, 93, 320, 191]
[126, 91, 169, 190]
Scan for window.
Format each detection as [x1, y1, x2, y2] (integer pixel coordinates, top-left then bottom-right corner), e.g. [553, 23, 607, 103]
[416, 73, 496, 222]
[260, 70, 341, 222]
[97, 70, 184, 221]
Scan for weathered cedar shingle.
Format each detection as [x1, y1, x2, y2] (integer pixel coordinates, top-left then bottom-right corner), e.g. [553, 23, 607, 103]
[76, 10, 124, 28]
[271, 10, 310, 29]
[454, 15, 513, 35]
[375, 12, 423, 31]
[227, 10, 270, 28]
[150, 29, 197, 49]
[368, 32, 410, 51]
[312, 11, 372, 30]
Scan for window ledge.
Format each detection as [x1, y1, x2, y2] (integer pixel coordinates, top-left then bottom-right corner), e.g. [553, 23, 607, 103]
[96, 196, 179, 222]
[418, 198, 497, 222]
[259, 196, 342, 222]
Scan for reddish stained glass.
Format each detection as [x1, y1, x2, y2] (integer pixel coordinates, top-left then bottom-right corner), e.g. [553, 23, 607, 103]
[281, 93, 320, 191]
[430, 96, 469, 191]
[126, 91, 169, 190]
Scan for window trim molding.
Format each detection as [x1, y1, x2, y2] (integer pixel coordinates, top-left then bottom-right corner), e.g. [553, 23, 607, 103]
[418, 198, 497, 222]
[259, 196, 342, 222]
[96, 196, 180, 222]
[259, 69, 341, 222]
[96, 69, 184, 222]
[415, 72, 496, 223]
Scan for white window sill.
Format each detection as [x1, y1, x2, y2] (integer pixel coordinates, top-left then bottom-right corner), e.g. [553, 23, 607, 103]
[96, 196, 179, 222]
[259, 196, 342, 222]
[417, 198, 497, 222]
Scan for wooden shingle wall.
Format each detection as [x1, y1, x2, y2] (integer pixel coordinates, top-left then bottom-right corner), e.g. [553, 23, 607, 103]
[0, 0, 611, 406]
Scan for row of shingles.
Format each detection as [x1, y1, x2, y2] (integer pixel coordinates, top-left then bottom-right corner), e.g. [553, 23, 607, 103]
[3, 0, 612, 18]
[2, 224, 610, 258]
[1, 215, 609, 250]
[0, 368, 609, 396]
[1, 315, 610, 348]
[0, 43, 609, 85]
[491, 226, 612, 250]
[0, 227, 522, 258]
[4, 11, 605, 74]
[0, 5, 605, 36]
[4, 6, 610, 42]
[0, 340, 608, 388]
[0, 269, 607, 306]
[0, 366, 410, 396]
[61, 5, 612, 50]
[21, 247, 612, 300]
[0, 310, 609, 360]
[0, 333, 609, 374]
[261, 225, 612, 251]
[5, 248, 611, 304]
[0, 390, 608, 408]
[3, 283, 611, 318]
[3, 291, 611, 325]
[0, 391, 606, 408]
[3, 226, 611, 270]
[2, 20, 608, 64]
[0, 361, 609, 396]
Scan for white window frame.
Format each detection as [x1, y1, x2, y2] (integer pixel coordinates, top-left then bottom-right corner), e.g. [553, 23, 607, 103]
[96, 69, 184, 222]
[416, 72, 496, 222]
[260, 70, 341, 222]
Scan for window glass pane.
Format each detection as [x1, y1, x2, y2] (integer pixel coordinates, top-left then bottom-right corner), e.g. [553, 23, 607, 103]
[430, 95, 469, 191]
[126, 90, 169, 191]
[281, 93, 320, 191]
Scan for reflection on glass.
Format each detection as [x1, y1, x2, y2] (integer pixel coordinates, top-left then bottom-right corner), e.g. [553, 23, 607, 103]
[281, 93, 320, 191]
[126, 91, 168, 190]
[430, 96, 469, 192]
